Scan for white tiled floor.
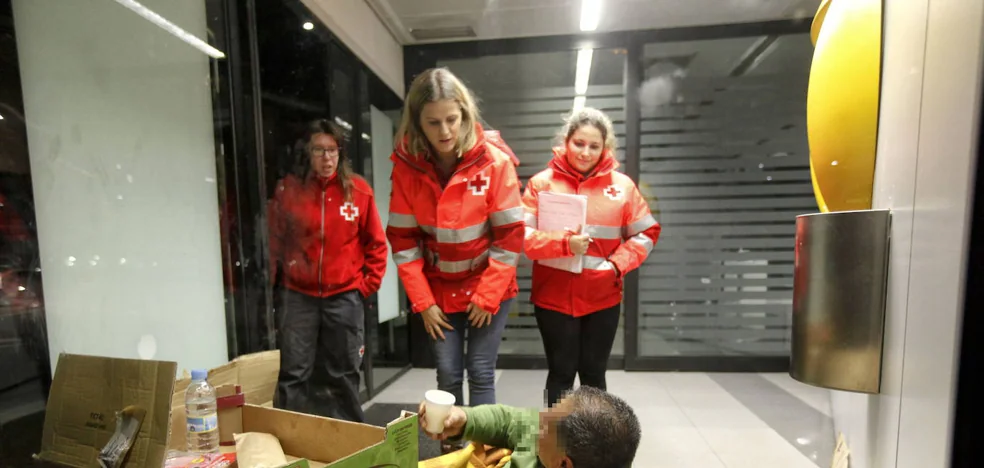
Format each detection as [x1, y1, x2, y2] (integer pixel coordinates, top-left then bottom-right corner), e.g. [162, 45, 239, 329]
[366, 369, 829, 468]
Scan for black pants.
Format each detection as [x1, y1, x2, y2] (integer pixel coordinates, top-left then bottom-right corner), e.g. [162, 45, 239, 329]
[535, 304, 620, 406]
[276, 289, 365, 422]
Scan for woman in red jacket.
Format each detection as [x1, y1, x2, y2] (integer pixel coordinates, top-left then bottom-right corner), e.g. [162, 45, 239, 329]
[268, 119, 388, 422]
[386, 68, 524, 413]
[523, 107, 661, 405]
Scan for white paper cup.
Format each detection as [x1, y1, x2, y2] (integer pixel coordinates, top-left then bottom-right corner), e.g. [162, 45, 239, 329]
[423, 390, 456, 434]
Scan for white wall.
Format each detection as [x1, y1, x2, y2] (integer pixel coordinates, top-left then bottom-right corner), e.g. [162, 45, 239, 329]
[13, 0, 229, 374]
[830, 0, 983, 466]
[370, 106, 399, 323]
[301, 0, 405, 98]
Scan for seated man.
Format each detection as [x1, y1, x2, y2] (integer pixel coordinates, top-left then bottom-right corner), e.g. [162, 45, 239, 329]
[419, 386, 640, 468]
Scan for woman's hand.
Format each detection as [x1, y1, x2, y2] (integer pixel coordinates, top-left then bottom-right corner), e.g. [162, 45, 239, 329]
[567, 226, 592, 256]
[422, 305, 454, 340]
[467, 303, 493, 328]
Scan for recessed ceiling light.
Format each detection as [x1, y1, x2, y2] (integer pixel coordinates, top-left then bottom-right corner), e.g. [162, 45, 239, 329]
[303, 22, 314, 30]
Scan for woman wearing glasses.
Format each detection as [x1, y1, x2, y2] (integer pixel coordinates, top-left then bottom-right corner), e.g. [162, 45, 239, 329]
[267, 119, 388, 422]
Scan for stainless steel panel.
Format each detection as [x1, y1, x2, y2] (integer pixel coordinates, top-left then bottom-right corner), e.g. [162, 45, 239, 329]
[790, 209, 891, 393]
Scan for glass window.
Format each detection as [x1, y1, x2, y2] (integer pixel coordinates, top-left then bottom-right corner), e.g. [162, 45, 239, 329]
[1, 1, 408, 462]
[635, 34, 815, 357]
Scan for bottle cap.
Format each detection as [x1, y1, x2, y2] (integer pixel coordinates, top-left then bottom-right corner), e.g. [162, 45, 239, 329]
[191, 369, 208, 381]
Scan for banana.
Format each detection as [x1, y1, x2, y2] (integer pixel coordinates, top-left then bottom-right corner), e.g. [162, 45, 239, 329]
[484, 448, 511, 466]
[418, 443, 477, 468]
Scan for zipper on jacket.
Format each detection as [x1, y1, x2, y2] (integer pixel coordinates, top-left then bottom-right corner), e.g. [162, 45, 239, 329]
[318, 188, 326, 297]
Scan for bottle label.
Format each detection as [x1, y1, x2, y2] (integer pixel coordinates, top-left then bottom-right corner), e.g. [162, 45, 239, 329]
[186, 413, 218, 434]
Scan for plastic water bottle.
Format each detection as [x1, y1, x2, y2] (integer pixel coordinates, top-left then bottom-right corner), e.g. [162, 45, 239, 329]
[185, 369, 220, 454]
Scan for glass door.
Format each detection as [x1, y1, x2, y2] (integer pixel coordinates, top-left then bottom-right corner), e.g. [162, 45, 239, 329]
[626, 34, 815, 370]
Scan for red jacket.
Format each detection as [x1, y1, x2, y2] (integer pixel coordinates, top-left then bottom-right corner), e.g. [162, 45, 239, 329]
[523, 149, 661, 316]
[268, 173, 388, 298]
[386, 129, 524, 314]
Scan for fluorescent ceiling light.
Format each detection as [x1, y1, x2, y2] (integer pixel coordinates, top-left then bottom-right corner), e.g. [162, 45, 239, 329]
[334, 116, 353, 131]
[113, 0, 226, 59]
[572, 96, 587, 112]
[303, 22, 314, 30]
[580, 0, 602, 31]
[575, 48, 594, 95]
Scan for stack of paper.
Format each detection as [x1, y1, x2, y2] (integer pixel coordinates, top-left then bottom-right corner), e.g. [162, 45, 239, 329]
[536, 191, 588, 273]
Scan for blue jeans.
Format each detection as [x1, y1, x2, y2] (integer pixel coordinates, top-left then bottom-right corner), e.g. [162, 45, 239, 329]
[432, 299, 513, 407]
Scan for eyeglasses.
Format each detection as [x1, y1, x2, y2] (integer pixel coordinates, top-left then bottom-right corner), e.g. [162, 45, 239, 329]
[310, 146, 340, 157]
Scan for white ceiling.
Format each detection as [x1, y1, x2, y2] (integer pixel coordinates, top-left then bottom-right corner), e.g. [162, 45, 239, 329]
[371, 0, 820, 44]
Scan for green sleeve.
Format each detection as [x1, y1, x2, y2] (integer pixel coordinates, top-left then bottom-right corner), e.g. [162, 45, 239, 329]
[461, 405, 539, 451]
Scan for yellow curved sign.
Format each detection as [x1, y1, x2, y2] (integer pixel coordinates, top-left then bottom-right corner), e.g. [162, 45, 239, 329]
[807, 0, 882, 212]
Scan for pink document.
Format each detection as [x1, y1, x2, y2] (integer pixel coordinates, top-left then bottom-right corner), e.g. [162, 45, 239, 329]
[537, 191, 589, 273]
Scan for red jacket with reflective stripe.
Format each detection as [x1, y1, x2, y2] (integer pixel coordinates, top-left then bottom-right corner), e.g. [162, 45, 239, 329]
[268, 173, 388, 298]
[386, 129, 524, 315]
[523, 149, 661, 317]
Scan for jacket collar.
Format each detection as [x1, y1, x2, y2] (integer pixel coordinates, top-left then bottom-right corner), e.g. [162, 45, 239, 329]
[548, 147, 619, 182]
[292, 170, 339, 190]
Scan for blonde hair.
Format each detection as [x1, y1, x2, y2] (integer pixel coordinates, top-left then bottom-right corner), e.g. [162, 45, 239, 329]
[559, 107, 617, 152]
[396, 68, 482, 157]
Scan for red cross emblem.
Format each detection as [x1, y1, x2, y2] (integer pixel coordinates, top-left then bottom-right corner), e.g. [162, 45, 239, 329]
[468, 172, 490, 196]
[604, 184, 624, 201]
[340, 202, 359, 221]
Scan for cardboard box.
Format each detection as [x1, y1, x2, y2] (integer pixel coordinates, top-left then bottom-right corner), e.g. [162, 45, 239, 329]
[169, 351, 282, 452]
[36, 353, 418, 468]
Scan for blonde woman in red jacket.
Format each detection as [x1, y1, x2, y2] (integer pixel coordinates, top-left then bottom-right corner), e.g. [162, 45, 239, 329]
[268, 120, 388, 422]
[386, 68, 524, 415]
[523, 107, 661, 405]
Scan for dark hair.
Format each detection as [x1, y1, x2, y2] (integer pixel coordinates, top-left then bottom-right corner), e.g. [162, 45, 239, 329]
[559, 386, 641, 468]
[293, 119, 355, 201]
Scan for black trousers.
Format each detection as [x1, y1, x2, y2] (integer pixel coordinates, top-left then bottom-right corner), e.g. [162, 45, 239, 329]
[535, 304, 621, 406]
[276, 289, 365, 422]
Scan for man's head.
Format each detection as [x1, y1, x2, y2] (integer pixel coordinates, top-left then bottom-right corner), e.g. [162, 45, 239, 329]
[537, 386, 641, 468]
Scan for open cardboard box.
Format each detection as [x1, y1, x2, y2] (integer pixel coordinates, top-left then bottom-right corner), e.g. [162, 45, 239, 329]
[35, 353, 417, 468]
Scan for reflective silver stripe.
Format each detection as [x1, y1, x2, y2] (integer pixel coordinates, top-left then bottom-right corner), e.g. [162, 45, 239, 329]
[490, 207, 524, 227]
[629, 234, 655, 255]
[393, 247, 422, 265]
[584, 224, 622, 240]
[437, 251, 489, 273]
[388, 212, 418, 229]
[583, 255, 615, 271]
[524, 212, 537, 229]
[489, 247, 520, 267]
[524, 226, 537, 238]
[624, 214, 657, 238]
[419, 222, 489, 244]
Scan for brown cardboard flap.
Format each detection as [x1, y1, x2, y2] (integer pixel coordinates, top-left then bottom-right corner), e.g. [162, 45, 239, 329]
[173, 350, 279, 407]
[168, 351, 280, 452]
[240, 405, 385, 464]
[39, 354, 177, 468]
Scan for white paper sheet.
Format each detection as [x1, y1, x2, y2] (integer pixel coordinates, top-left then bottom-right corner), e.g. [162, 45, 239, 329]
[536, 191, 589, 273]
